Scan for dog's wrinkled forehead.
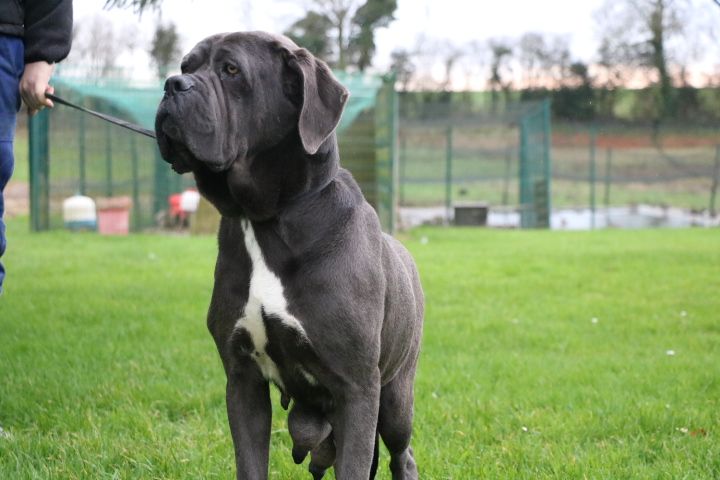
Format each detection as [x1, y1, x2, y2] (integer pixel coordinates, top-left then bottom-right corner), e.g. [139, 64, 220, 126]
[181, 31, 299, 72]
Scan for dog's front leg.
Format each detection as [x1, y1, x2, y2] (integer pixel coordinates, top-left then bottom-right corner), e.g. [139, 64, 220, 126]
[226, 364, 272, 480]
[330, 376, 381, 480]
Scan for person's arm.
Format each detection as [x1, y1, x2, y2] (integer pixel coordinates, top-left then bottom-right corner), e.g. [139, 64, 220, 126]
[20, 0, 73, 115]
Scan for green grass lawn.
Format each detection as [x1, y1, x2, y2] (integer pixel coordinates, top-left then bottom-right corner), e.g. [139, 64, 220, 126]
[1, 218, 719, 478]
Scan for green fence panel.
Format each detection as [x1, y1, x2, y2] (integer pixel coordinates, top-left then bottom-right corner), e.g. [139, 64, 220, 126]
[398, 93, 552, 228]
[519, 99, 551, 228]
[374, 76, 398, 233]
[28, 109, 50, 232]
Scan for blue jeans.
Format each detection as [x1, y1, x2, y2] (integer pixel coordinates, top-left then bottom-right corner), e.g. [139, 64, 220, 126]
[0, 35, 24, 294]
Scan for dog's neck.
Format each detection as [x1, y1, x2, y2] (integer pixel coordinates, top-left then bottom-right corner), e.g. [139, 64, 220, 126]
[283, 135, 340, 205]
[193, 130, 340, 222]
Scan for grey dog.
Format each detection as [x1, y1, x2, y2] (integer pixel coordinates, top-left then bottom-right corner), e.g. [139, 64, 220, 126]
[155, 31, 424, 480]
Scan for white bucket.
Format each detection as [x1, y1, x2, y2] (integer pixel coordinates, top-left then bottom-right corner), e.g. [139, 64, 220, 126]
[63, 194, 97, 231]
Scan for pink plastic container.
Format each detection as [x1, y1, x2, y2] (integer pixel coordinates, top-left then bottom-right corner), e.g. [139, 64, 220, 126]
[96, 196, 132, 235]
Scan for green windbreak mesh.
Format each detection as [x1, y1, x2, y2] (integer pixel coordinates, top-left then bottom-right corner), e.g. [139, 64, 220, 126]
[334, 72, 383, 133]
[53, 72, 382, 134]
[54, 79, 164, 130]
[30, 72, 397, 232]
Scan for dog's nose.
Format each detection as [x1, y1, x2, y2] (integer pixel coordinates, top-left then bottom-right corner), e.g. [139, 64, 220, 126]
[164, 75, 194, 94]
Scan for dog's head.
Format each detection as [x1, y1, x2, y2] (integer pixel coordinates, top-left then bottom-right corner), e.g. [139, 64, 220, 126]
[155, 32, 349, 217]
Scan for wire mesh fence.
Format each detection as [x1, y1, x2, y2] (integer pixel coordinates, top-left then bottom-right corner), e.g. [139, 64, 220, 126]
[552, 123, 720, 228]
[397, 95, 551, 228]
[397, 91, 719, 229]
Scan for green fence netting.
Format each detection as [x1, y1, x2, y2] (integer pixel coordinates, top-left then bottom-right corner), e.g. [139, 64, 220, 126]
[28, 73, 397, 233]
[551, 122, 720, 218]
[398, 95, 552, 228]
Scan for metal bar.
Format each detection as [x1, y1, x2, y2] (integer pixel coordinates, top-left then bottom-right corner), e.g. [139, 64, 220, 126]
[399, 134, 407, 206]
[445, 125, 453, 225]
[389, 79, 399, 234]
[502, 144, 512, 206]
[589, 124, 597, 230]
[709, 145, 720, 218]
[542, 98, 552, 228]
[79, 113, 86, 195]
[519, 118, 529, 228]
[131, 134, 140, 231]
[28, 110, 50, 231]
[105, 122, 113, 197]
[604, 147, 612, 218]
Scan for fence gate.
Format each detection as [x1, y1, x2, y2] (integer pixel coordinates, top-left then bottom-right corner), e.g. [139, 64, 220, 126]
[519, 99, 552, 228]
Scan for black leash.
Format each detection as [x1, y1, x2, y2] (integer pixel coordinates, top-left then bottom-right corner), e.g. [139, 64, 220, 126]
[46, 93, 157, 139]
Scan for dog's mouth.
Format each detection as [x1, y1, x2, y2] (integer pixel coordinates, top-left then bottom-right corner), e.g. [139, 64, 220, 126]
[156, 119, 193, 174]
[156, 105, 230, 174]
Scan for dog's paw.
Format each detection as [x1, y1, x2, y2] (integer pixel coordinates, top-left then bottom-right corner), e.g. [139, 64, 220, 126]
[308, 462, 327, 480]
[292, 446, 309, 465]
[390, 448, 418, 480]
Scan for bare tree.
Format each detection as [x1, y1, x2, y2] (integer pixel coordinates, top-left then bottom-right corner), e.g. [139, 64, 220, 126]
[149, 21, 182, 81]
[309, 0, 359, 69]
[389, 49, 415, 91]
[437, 41, 464, 92]
[461, 40, 489, 91]
[545, 35, 572, 86]
[104, 0, 160, 14]
[488, 39, 513, 112]
[518, 32, 545, 89]
[66, 15, 129, 79]
[594, 0, 706, 119]
[286, 0, 396, 70]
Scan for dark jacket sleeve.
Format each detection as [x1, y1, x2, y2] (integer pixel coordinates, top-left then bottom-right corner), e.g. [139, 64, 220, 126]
[23, 0, 73, 64]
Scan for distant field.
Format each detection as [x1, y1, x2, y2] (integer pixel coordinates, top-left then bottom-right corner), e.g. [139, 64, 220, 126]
[1, 217, 718, 478]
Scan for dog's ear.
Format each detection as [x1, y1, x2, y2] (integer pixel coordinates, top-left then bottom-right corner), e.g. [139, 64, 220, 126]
[283, 48, 349, 155]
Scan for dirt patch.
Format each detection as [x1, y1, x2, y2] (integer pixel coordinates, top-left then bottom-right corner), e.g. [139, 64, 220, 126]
[553, 131, 720, 149]
[4, 181, 29, 217]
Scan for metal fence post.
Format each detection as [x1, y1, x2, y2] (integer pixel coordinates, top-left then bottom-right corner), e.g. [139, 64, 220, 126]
[28, 109, 50, 231]
[399, 134, 406, 206]
[519, 118, 529, 228]
[709, 145, 720, 218]
[105, 122, 113, 197]
[589, 125, 597, 229]
[389, 78, 399, 234]
[542, 98, 552, 228]
[372, 75, 397, 234]
[131, 134, 140, 231]
[153, 147, 169, 220]
[604, 147, 612, 218]
[78, 113, 86, 195]
[502, 144, 512, 206]
[445, 125, 453, 225]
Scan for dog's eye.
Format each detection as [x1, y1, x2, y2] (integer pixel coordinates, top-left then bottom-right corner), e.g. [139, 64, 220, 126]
[224, 64, 239, 75]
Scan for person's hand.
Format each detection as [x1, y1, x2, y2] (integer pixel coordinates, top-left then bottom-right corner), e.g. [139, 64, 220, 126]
[19, 61, 55, 116]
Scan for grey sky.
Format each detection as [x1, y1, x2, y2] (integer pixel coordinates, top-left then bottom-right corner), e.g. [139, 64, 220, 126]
[70, 0, 720, 84]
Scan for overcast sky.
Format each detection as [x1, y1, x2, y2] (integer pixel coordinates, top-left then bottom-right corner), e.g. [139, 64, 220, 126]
[70, 0, 719, 84]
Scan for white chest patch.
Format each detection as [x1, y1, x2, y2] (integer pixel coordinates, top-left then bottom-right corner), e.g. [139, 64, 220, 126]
[233, 220, 308, 388]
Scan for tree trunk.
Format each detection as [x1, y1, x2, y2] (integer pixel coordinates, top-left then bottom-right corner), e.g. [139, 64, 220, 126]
[649, 0, 675, 119]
